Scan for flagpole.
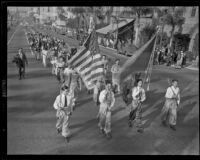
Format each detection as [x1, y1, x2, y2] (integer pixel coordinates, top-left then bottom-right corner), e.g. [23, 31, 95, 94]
[145, 30, 159, 91]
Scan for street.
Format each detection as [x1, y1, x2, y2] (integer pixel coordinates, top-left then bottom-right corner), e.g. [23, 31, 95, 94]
[7, 25, 199, 155]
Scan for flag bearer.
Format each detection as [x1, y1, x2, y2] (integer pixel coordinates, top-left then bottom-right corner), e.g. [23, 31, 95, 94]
[128, 79, 146, 133]
[161, 79, 180, 131]
[98, 80, 115, 139]
[53, 85, 75, 142]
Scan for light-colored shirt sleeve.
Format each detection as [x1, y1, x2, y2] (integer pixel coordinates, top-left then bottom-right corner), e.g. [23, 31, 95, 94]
[140, 88, 146, 102]
[132, 87, 146, 102]
[165, 87, 173, 99]
[53, 95, 60, 110]
[132, 87, 139, 100]
[111, 65, 115, 73]
[99, 90, 106, 104]
[110, 92, 115, 109]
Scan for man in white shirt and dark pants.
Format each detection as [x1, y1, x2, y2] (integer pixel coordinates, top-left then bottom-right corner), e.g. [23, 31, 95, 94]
[161, 79, 180, 131]
[53, 85, 75, 142]
[128, 79, 146, 133]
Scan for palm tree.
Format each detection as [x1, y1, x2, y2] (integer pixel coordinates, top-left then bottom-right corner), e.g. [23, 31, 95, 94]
[140, 22, 157, 46]
[57, 7, 66, 21]
[130, 7, 153, 47]
[152, 7, 168, 48]
[70, 7, 86, 40]
[162, 7, 185, 53]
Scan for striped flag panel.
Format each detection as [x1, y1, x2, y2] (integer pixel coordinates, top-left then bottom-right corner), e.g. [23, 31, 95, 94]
[69, 30, 104, 90]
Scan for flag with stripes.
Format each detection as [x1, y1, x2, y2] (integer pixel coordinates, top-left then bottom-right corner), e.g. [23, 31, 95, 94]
[68, 30, 104, 90]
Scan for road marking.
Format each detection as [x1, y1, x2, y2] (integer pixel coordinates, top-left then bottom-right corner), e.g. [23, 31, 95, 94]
[7, 26, 19, 45]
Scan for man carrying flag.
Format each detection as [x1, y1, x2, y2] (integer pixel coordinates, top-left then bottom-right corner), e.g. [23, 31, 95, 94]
[129, 79, 146, 133]
[117, 31, 157, 133]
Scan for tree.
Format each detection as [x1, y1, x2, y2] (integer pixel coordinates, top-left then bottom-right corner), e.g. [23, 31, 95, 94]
[140, 23, 157, 47]
[152, 7, 169, 48]
[57, 7, 66, 21]
[70, 7, 87, 40]
[130, 7, 153, 47]
[162, 7, 185, 53]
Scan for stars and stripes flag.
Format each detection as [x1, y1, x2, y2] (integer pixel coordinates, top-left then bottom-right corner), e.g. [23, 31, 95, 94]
[68, 30, 104, 90]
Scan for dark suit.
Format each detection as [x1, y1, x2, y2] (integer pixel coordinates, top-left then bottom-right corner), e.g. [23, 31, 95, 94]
[13, 52, 28, 79]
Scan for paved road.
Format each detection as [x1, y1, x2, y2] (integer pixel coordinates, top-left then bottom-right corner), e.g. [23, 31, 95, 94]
[7, 26, 199, 155]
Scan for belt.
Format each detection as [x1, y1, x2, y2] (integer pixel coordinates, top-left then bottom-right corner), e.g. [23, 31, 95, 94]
[166, 98, 177, 100]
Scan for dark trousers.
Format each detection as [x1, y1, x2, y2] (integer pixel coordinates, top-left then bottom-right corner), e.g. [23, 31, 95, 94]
[18, 67, 25, 79]
[129, 109, 137, 122]
[129, 104, 143, 129]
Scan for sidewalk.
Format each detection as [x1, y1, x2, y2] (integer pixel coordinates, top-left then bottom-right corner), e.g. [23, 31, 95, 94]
[186, 65, 199, 71]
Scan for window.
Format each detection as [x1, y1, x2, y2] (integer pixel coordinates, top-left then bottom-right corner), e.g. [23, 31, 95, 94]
[191, 7, 196, 17]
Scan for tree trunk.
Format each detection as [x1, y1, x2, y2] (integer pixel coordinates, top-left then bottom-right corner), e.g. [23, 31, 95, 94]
[159, 24, 164, 48]
[134, 14, 140, 47]
[169, 25, 175, 54]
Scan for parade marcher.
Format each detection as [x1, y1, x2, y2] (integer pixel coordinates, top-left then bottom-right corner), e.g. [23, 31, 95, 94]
[93, 79, 104, 107]
[102, 55, 109, 76]
[111, 59, 121, 94]
[68, 67, 82, 110]
[12, 48, 28, 80]
[176, 51, 184, 69]
[53, 85, 75, 142]
[128, 79, 146, 133]
[161, 79, 180, 131]
[50, 55, 58, 75]
[56, 57, 65, 83]
[42, 44, 48, 67]
[98, 80, 115, 139]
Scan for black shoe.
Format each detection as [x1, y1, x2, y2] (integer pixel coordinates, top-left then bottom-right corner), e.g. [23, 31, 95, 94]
[65, 137, 70, 143]
[100, 129, 105, 135]
[128, 121, 132, 128]
[106, 133, 112, 139]
[170, 125, 176, 131]
[162, 120, 167, 127]
[57, 128, 61, 134]
[137, 128, 144, 133]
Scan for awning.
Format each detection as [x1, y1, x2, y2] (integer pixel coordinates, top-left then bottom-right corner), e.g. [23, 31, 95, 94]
[96, 19, 134, 35]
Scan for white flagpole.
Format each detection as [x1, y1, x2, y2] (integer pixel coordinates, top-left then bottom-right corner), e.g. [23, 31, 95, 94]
[145, 29, 159, 91]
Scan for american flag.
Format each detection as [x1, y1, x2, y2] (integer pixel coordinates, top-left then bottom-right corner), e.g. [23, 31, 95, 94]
[68, 30, 104, 90]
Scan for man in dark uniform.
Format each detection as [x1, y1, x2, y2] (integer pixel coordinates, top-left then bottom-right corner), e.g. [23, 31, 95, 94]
[12, 48, 28, 80]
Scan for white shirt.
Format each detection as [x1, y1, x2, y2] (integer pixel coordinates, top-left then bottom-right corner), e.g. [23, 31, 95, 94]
[111, 64, 120, 80]
[165, 86, 180, 104]
[132, 86, 146, 102]
[99, 90, 115, 109]
[64, 67, 73, 75]
[53, 93, 73, 110]
[93, 82, 101, 95]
